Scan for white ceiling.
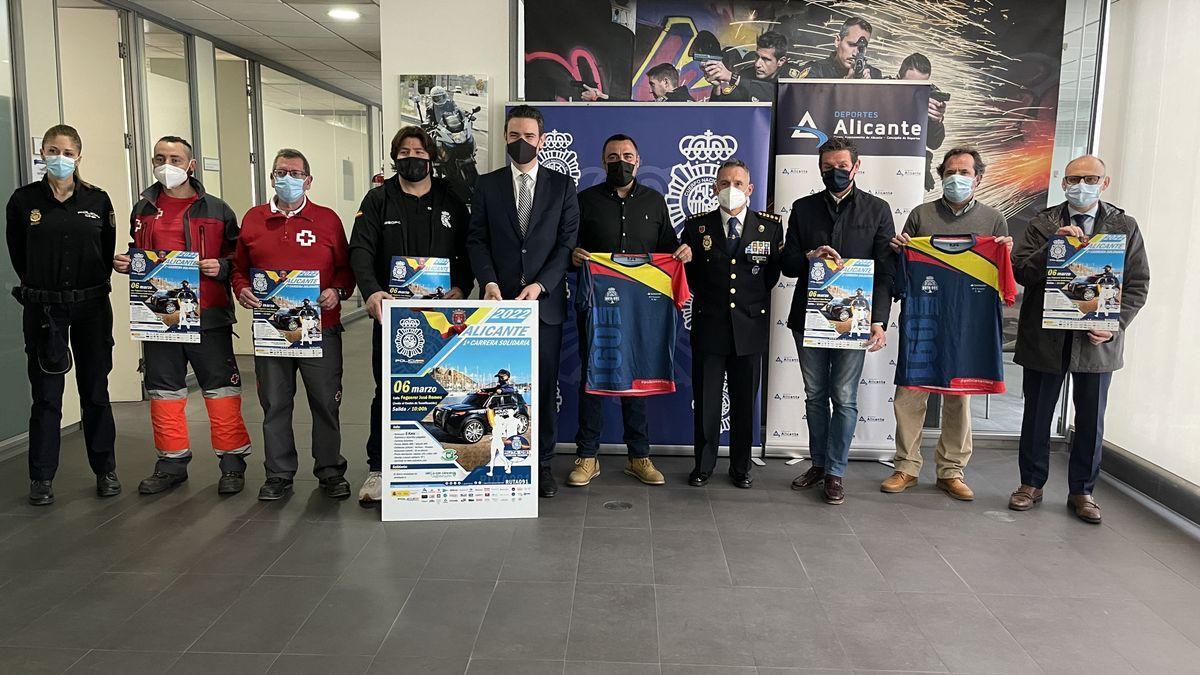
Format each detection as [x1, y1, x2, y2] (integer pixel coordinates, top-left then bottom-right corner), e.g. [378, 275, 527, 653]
[124, 0, 381, 104]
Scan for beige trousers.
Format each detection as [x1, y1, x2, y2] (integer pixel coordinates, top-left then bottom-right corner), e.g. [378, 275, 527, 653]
[893, 386, 973, 479]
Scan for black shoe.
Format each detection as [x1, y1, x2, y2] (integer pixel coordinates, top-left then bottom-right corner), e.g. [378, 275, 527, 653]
[257, 477, 293, 501]
[320, 475, 351, 500]
[729, 471, 753, 489]
[29, 480, 54, 506]
[688, 472, 710, 487]
[138, 471, 187, 495]
[217, 472, 245, 495]
[96, 472, 122, 498]
[539, 467, 558, 498]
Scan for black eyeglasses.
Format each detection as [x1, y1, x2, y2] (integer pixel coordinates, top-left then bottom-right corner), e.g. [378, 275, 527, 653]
[272, 169, 309, 180]
[1064, 175, 1103, 186]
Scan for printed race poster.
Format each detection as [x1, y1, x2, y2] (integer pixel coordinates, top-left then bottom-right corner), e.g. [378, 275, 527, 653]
[381, 300, 539, 521]
[389, 256, 452, 298]
[1042, 234, 1126, 331]
[803, 258, 875, 349]
[129, 248, 200, 343]
[250, 269, 322, 358]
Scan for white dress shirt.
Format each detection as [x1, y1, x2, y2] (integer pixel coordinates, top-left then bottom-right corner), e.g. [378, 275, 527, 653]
[1067, 202, 1100, 235]
[719, 208, 744, 239]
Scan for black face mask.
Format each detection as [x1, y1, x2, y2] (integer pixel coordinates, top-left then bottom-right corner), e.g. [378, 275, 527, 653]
[821, 167, 854, 193]
[506, 138, 538, 165]
[605, 160, 636, 188]
[395, 156, 430, 182]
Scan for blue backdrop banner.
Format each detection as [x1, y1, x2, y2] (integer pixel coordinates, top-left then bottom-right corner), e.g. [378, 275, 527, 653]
[506, 102, 773, 449]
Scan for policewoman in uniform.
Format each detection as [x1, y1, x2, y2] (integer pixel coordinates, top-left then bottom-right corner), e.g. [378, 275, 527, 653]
[5, 125, 121, 505]
[681, 158, 782, 488]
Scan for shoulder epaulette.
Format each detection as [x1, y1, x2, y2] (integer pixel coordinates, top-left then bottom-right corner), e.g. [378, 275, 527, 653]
[756, 211, 782, 223]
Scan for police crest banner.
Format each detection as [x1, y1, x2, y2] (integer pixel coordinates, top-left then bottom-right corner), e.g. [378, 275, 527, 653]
[767, 80, 928, 456]
[507, 102, 772, 450]
[380, 300, 539, 521]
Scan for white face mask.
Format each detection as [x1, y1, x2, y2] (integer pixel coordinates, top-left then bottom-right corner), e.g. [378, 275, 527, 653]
[717, 186, 747, 212]
[154, 163, 189, 190]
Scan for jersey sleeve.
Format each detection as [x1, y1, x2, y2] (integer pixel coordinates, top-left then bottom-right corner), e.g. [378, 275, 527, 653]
[995, 241, 1017, 306]
[894, 247, 910, 301]
[668, 256, 690, 309]
[576, 259, 596, 312]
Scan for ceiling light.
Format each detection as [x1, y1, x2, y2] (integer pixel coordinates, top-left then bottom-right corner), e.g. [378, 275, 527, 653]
[327, 7, 360, 21]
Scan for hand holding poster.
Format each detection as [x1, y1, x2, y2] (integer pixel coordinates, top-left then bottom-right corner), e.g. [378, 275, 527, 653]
[803, 259, 875, 350]
[389, 256, 452, 298]
[1042, 234, 1126, 331]
[250, 269, 322, 358]
[381, 300, 539, 521]
[129, 249, 201, 343]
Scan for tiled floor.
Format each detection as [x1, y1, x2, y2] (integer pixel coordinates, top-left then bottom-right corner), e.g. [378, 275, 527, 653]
[1, 319, 1199, 674]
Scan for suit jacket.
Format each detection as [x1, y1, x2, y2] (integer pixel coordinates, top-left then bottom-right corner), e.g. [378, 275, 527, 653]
[681, 208, 783, 355]
[467, 165, 580, 325]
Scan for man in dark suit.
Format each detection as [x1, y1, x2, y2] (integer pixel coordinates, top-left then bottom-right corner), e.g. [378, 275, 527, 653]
[468, 104, 580, 498]
[680, 159, 783, 488]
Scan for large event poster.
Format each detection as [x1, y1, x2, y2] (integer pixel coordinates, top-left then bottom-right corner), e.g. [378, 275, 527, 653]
[128, 249, 201, 343]
[250, 269, 322, 358]
[515, 102, 772, 450]
[1042, 234, 1126, 332]
[381, 300, 539, 521]
[767, 80, 928, 457]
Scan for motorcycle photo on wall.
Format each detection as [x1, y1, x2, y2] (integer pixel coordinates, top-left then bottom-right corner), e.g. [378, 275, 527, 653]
[398, 74, 491, 202]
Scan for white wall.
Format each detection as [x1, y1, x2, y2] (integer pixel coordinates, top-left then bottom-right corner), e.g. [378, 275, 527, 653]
[1097, 0, 1200, 486]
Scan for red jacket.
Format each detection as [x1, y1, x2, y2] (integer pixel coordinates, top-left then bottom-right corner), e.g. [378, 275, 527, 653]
[231, 198, 356, 329]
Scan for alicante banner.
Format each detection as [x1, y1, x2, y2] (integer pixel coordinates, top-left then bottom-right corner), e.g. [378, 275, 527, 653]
[508, 102, 772, 450]
[767, 80, 929, 457]
[380, 300, 539, 521]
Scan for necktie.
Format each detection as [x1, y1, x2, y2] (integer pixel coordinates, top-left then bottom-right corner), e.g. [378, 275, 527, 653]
[517, 173, 533, 238]
[726, 216, 740, 255]
[1072, 213, 1092, 236]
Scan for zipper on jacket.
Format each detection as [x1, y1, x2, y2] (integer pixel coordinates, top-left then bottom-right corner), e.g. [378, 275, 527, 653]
[198, 223, 206, 259]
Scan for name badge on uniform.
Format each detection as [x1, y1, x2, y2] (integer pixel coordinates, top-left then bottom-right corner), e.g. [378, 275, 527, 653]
[702, 235, 713, 251]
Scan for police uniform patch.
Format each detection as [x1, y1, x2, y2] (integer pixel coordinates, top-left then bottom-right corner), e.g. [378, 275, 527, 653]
[758, 224, 764, 232]
[29, 209, 41, 224]
[702, 235, 712, 251]
[698, 225, 705, 234]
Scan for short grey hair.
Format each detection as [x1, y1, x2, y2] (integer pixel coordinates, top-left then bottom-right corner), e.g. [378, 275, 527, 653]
[938, 147, 986, 177]
[718, 158, 749, 176]
[274, 148, 310, 175]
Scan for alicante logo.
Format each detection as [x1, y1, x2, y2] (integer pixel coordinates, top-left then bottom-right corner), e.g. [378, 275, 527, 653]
[811, 262, 826, 282]
[131, 252, 147, 275]
[252, 272, 268, 294]
[536, 130, 581, 186]
[394, 316, 425, 358]
[789, 110, 829, 146]
[1050, 240, 1068, 261]
[666, 130, 738, 228]
[604, 287, 620, 304]
[392, 260, 407, 280]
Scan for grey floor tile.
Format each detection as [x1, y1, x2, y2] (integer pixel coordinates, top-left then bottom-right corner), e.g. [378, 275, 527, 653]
[465, 658, 564, 674]
[769, 496, 855, 537]
[734, 587, 847, 669]
[565, 661, 659, 675]
[791, 534, 889, 593]
[501, 524, 582, 582]
[98, 574, 257, 652]
[265, 521, 378, 576]
[652, 528, 731, 586]
[858, 535, 970, 594]
[108, 518, 246, 574]
[191, 574, 336, 654]
[720, 530, 808, 588]
[0, 646, 87, 674]
[268, 653, 372, 674]
[422, 522, 516, 580]
[284, 576, 415, 656]
[566, 583, 658, 664]
[585, 486, 650, 529]
[648, 488, 716, 531]
[537, 488, 588, 527]
[166, 652, 276, 675]
[898, 592, 1039, 674]
[980, 594, 1135, 673]
[577, 527, 653, 584]
[342, 521, 448, 579]
[376, 579, 495, 659]
[817, 590, 947, 672]
[185, 525, 300, 577]
[710, 491, 786, 534]
[1140, 540, 1200, 588]
[1088, 595, 1200, 673]
[659, 665, 755, 674]
[473, 581, 574, 660]
[367, 655, 468, 674]
[0, 569, 103, 635]
[63, 649, 179, 674]
[655, 586, 753, 667]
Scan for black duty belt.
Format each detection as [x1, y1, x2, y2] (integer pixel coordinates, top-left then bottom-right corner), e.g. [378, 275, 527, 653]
[16, 283, 111, 304]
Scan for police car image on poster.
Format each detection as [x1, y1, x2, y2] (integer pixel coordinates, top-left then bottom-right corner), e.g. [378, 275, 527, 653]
[1042, 234, 1126, 332]
[803, 258, 875, 350]
[128, 248, 201, 343]
[250, 269, 322, 358]
[381, 299, 539, 521]
[388, 256, 452, 299]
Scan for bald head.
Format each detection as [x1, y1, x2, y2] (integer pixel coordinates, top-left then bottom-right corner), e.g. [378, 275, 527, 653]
[1065, 154, 1106, 176]
[1062, 154, 1110, 210]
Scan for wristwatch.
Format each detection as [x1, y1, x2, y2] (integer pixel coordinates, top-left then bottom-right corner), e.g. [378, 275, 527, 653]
[720, 73, 741, 95]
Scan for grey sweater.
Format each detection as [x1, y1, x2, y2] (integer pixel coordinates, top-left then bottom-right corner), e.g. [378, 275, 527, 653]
[902, 199, 1008, 237]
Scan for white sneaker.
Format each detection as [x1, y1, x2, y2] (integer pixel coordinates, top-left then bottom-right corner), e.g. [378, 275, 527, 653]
[359, 471, 382, 504]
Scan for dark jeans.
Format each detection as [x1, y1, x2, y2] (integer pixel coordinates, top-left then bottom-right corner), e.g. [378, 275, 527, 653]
[574, 314, 649, 458]
[794, 332, 867, 477]
[368, 322, 385, 472]
[692, 350, 760, 478]
[22, 299, 117, 481]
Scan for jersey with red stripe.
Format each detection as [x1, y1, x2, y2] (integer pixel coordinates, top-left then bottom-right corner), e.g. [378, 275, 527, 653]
[578, 253, 690, 396]
[896, 235, 1017, 395]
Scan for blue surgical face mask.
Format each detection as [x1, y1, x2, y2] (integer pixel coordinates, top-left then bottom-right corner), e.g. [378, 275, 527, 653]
[273, 175, 306, 204]
[942, 174, 974, 203]
[1065, 182, 1102, 209]
[45, 154, 76, 180]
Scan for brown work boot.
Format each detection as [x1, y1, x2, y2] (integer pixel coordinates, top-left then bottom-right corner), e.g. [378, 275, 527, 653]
[823, 475, 845, 505]
[566, 457, 600, 487]
[1067, 494, 1102, 524]
[624, 457, 665, 485]
[881, 471, 917, 494]
[1008, 485, 1043, 511]
[791, 465, 825, 490]
[936, 477, 974, 501]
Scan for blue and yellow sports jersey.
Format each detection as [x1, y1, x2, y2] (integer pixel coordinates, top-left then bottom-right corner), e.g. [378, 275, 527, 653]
[578, 253, 690, 396]
[896, 235, 1017, 395]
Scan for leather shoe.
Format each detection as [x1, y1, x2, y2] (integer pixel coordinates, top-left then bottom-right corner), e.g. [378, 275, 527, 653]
[217, 472, 244, 495]
[1008, 485, 1043, 511]
[1068, 494, 1102, 524]
[791, 465, 825, 490]
[257, 477, 293, 501]
[96, 472, 122, 498]
[539, 467, 558, 498]
[688, 471, 710, 487]
[823, 475, 845, 505]
[320, 475, 352, 500]
[138, 471, 187, 495]
[29, 480, 54, 506]
[936, 477, 975, 501]
[728, 470, 752, 489]
[880, 471, 917, 493]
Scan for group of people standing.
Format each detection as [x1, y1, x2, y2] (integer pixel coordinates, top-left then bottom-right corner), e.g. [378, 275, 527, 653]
[7, 103, 1149, 524]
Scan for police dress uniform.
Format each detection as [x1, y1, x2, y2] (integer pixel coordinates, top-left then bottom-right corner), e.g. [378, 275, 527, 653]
[680, 208, 783, 484]
[5, 176, 118, 485]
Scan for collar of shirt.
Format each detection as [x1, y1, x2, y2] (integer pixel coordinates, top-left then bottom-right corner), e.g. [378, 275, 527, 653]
[943, 197, 976, 217]
[511, 162, 539, 196]
[719, 208, 745, 236]
[827, 186, 855, 206]
[1067, 202, 1100, 221]
[270, 195, 307, 218]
